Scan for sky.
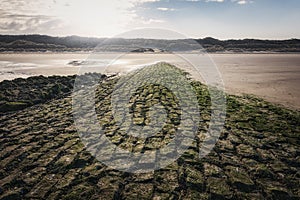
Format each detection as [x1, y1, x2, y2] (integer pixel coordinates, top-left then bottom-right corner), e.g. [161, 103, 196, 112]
[0, 0, 299, 39]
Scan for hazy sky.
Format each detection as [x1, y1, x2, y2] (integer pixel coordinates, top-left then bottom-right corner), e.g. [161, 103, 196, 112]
[0, 0, 299, 39]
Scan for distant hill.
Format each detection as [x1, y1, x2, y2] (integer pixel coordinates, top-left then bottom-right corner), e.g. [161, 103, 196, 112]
[197, 37, 300, 52]
[0, 34, 299, 52]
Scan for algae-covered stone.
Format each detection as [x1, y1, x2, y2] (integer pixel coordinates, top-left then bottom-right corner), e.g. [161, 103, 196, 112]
[55, 169, 78, 189]
[27, 174, 62, 198]
[62, 183, 98, 200]
[256, 148, 276, 161]
[220, 153, 240, 166]
[225, 166, 255, 192]
[257, 180, 292, 199]
[235, 192, 263, 200]
[184, 189, 209, 200]
[152, 193, 172, 200]
[123, 183, 153, 199]
[155, 170, 178, 192]
[207, 177, 232, 199]
[204, 163, 223, 177]
[253, 164, 275, 179]
[96, 175, 122, 199]
[0, 190, 21, 200]
[236, 144, 257, 158]
[132, 172, 154, 183]
[269, 160, 290, 173]
[218, 139, 235, 152]
[186, 166, 205, 191]
[0, 101, 29, 112]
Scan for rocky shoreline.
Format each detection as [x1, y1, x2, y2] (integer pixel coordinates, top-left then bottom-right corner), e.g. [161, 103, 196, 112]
[0, 63, 299, 199]
[0, 73, 106, 113]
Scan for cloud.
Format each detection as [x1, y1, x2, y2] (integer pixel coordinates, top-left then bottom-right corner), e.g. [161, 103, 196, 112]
[205, 0, 224, 2]
[183, 0, 224, 2]
[0, 0, 63, 34]
[237, 0, 247, 4]
[231, 0, 253, 5]
[0, 10, 63, 34]
[184, 0, 254, 3]
[157, 7, 176, 11]
[141, 18, 166, 24]
[0, 0, 166, 36]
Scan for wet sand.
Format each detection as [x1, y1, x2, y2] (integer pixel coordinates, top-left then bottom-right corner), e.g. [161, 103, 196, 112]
[212, 54, 300, 110]
[0, 53, 299, 110]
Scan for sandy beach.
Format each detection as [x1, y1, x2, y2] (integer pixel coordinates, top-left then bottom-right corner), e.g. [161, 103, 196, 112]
[0, 53, 299, 110]
[212, 54, 300, 110]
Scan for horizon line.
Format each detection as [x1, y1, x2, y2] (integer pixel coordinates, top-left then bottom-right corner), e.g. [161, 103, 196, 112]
[0, 34, 299, 41]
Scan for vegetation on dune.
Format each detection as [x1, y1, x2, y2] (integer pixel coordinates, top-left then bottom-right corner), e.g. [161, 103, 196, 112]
[0, 34, 300, 52]
[0, 63, 299, 199]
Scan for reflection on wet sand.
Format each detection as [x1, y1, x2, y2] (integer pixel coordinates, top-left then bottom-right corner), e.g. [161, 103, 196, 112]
[0, 53, 299, 110]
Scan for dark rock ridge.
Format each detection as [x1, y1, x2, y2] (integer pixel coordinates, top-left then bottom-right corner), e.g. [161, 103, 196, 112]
[131, 48, 155, 53]
[0, 63, 299, 199]
[0, 73, 106, 113]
